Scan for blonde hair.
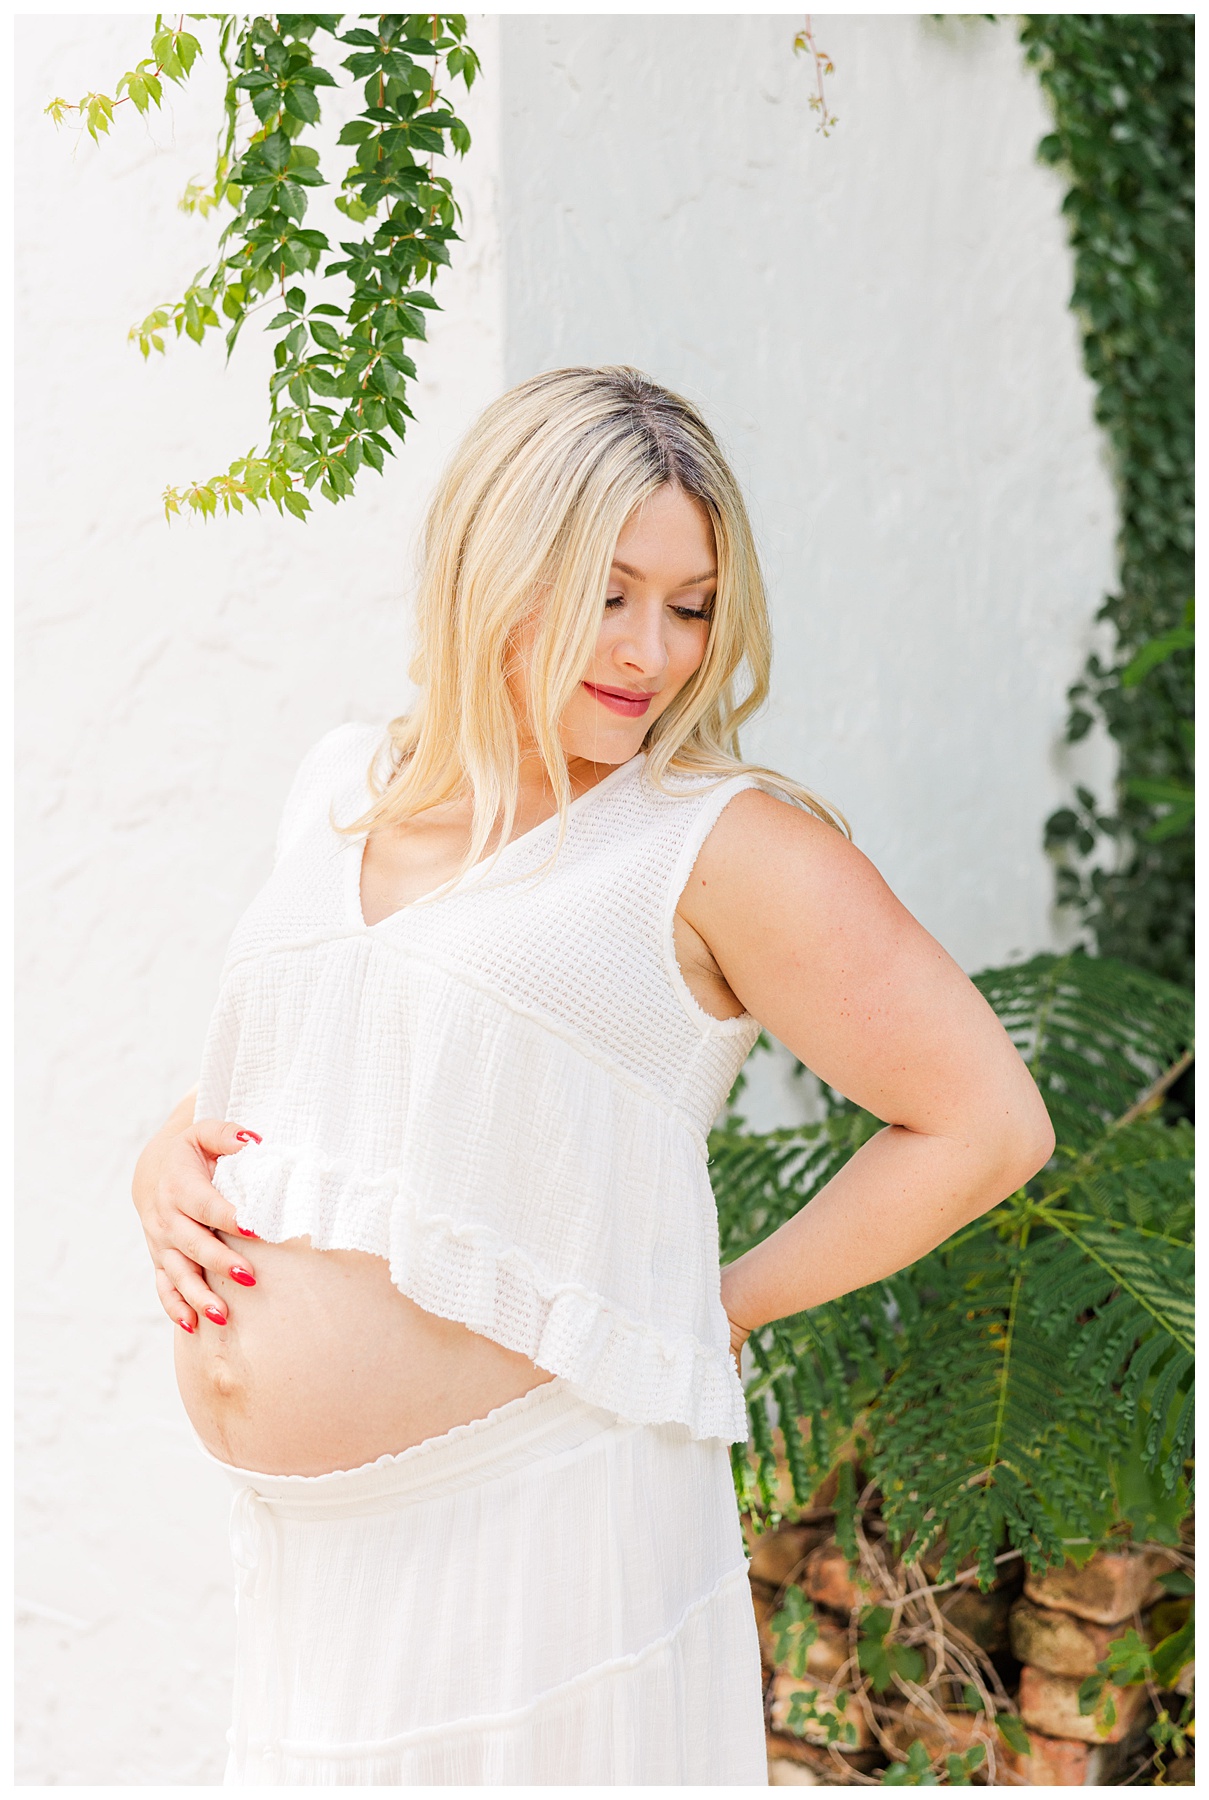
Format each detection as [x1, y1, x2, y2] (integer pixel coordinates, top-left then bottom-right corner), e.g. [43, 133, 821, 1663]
[347, 365, 848, 892]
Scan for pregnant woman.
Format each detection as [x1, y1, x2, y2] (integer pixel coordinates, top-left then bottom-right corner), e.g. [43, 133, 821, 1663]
[132, 366, 1055, 1786]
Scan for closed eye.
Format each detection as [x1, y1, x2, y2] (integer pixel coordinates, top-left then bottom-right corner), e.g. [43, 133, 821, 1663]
[604, 596, 712, 620]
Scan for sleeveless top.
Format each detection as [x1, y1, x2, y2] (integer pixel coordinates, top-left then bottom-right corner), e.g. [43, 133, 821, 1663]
[195, 721, 766, 1443]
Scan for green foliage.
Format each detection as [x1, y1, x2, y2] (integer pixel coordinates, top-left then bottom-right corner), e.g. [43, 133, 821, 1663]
[1017, 17, 1193, 988]
[880, 1739, 936, 1785]
[768, 1585, 819, 1679]
[945, 1742, 986, 1785]
[1076, 1607, 1195, 1768]
[782, 1683, 860, 1749]
[993, 1712, 1031, 1758]
[970, 950, 1192, 1150]
[717, 952, 1194, 1580]
[879, 1738, 986, 1785]
[1079, 1612, 1195, 1716]
[1148, 1694, 1196, 1769]
[45, 14, 200, 137]
[792, 18, 838, 135]
[768, 1590, 1014, 1782]
[857, 1605, 926, 1694]
[865, 1235, 1112, 1585]
[50, 13, 479, 520]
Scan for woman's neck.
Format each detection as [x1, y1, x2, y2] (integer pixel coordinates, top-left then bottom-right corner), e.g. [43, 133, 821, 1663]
[513, 745, 635, 809]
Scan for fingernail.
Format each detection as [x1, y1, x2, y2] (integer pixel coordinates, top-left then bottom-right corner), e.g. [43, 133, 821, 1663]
[236, 1228, 259, 1239]
[229, 1266, 256, 1287]
[178, 1319, 195, 1333]
[204, 1306, 227, 1326]
[235, 1130, 262, 1145]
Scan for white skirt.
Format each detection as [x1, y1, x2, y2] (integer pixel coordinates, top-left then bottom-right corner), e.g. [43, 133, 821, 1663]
[207, 1375, 769, 1785]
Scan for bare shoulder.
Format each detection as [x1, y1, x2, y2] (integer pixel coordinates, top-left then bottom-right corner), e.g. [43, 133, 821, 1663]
[703, 786, 845, 855]
[684, 785, 893, 922]
[680, 783, 970, 1080]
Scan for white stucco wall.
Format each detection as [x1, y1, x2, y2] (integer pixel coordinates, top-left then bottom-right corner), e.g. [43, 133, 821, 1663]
[16, 14, 503, 1783]
[17, 13, 1113, 1785]
[499, 11, 1116, 1124]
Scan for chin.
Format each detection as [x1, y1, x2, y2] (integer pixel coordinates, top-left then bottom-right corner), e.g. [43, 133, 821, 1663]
[562, 703, 654, 767]
[566, 724, 649, 766]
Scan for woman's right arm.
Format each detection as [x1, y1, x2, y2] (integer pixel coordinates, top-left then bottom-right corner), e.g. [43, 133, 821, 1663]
[132, 1090, 260, 1332]
[681, 790, 1055, 1346]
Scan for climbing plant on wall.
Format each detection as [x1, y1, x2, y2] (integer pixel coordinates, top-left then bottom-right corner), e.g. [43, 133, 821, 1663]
[1018, 16, 1193, 994]
[48, 14, 479, 520]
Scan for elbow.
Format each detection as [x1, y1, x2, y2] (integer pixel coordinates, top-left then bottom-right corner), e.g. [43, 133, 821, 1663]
[987, 1103, 1057, 1206]
[1031, 1110, 1058, 1177]
[1017, 1086, 1058, 1183]
[954, 1099, 1055, 1223]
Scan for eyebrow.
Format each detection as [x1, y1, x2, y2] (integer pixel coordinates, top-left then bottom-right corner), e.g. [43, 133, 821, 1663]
[610, 560, 718, 588]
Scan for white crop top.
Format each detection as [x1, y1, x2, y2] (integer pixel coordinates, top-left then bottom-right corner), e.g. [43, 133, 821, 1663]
[195, 722, 766, 1443]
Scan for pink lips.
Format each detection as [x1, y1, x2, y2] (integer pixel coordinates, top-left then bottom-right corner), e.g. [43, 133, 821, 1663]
[582, 681, 656, 718]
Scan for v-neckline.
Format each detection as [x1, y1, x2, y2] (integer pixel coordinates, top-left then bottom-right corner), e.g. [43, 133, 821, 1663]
[349, 752, 644, 931]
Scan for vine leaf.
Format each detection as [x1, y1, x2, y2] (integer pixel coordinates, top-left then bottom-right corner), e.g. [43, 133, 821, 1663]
[49, 13, 481, 521]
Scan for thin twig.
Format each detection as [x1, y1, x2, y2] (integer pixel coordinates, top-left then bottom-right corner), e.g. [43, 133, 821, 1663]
[904, 1548, 1024, 1606]
[1115, 1046, 1194, 1127]
[792, 16, 838, 135]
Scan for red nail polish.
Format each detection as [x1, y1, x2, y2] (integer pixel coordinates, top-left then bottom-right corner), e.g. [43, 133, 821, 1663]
[204, 1306, 227, 1326]
[229, 1266, 256, 1287]
[236, 1228, 259, 1239]
[178, 1319, 195, 1333]
[235, 1130, 262, 1145]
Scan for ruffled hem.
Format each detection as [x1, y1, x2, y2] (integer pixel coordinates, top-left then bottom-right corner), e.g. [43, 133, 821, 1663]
[213, 1144, 749, 1446]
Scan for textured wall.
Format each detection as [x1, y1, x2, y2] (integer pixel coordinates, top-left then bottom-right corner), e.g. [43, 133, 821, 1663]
[500, 13, 1117, 1132]
[16, 14, 502, 1783]
[18, 13, 1113, 1785]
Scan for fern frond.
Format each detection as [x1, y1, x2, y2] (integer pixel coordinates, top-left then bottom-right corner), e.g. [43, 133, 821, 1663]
[1027, 1234, 1117, 1336]
[1028, 1222, 1193, 1490]
[1164, 1388, 1195, 1492]
[1069, 1221, 1194, 1353]
[1081, 1291, 1157, 1389]
[972, 952, 1192, 1150]
[1119, 1332, 1175, 1417]
[744, 1276, 913, 1508]
[866, 1241, 1114, 1579]
[717, 955, 1192, 1544]
[1043, 1116, 1194, 1237]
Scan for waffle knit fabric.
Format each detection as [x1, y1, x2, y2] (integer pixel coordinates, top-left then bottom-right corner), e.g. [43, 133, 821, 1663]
[196, 722, 769, 1443]
[194, 724, 774, 1784]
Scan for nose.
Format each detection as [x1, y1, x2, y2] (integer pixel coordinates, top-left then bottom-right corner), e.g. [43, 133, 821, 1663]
[614, 602, 671, 683]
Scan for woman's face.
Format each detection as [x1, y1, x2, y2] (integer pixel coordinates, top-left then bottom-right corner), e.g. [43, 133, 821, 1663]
[552, 483, 718, 768]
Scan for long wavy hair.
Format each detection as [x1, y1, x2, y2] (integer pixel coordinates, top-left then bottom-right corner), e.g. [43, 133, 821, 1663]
[344, 365, 848, 893]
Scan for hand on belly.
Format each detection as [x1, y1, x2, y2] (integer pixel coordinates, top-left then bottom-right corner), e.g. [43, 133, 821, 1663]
[174, 1234, 554, 1476]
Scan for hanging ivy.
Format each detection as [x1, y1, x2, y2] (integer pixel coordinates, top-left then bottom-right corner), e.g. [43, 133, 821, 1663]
[48, 14, 479, 520]
[1018, 16, 1193, 993]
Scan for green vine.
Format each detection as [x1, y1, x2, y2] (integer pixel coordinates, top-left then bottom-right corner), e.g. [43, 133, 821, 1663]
[1018, 17, 1193, 991]
[792, 16, 839, 135]
[49, 13, 479, 520]
[46, 16, 203, 139]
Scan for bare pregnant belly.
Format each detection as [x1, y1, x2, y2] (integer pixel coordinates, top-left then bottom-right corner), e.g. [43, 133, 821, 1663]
[174, 1234, 555, 1476]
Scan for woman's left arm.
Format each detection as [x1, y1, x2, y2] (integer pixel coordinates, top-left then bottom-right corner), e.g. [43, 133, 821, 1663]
[679, 790, 1057, 1357]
